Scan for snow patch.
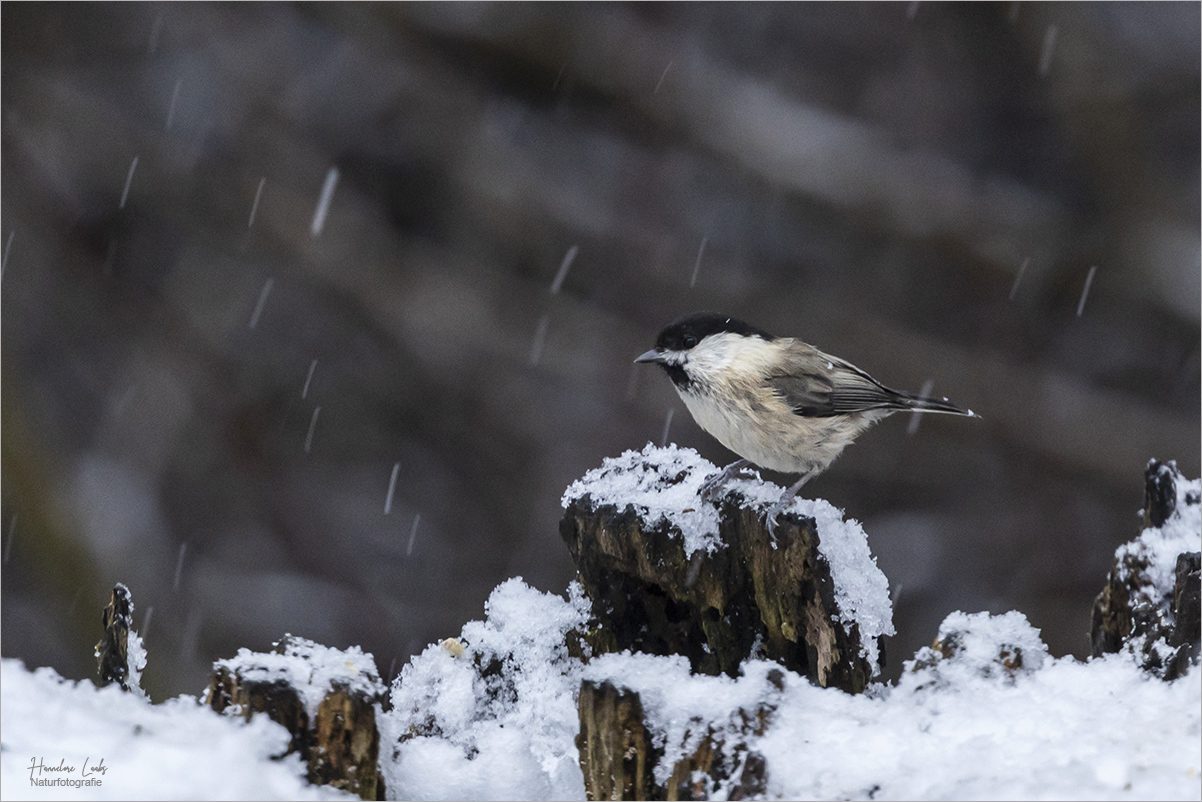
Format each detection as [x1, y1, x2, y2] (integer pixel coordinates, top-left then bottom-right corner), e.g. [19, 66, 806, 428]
[584, 629, 1200, 800]
[562, 442, 724, 554]
[0, 660, 348, 800]
[380, 578, 591, 801]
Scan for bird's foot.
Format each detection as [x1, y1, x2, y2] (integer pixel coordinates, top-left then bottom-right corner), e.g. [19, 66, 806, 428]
[765, 501, 789, 542]
[699, 459, 754, 502]
[762, 471, 817, 543]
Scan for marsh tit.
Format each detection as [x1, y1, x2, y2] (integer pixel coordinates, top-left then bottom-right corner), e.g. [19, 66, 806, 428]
[635, 313, 976, 537]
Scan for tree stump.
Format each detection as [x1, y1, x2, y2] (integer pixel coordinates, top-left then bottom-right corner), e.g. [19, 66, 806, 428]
[1091, 459, 1201, 679]
[205, 635, 386, 800]
[560, 447, 885, 693]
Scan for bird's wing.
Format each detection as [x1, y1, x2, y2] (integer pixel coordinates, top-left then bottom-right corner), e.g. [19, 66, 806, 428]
[766, 343, 904, 417]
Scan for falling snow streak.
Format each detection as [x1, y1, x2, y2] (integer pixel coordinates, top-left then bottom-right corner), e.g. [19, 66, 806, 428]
[165, 78, 182, 129]
[248, 278, 274, 329]
[406, 513, 421, 556]
[654, 61, 673, 94]
[103, 239, 118, 277]
[179, 608, 203, 666]
[119, 156, 139, 210]
[173, 543, 188, 591]
[3, 514, 15, 564]
[550, 245, 578, 294]
[1, 231, 12, 283]
[310, 167, 340, 237]
[690, 237, 708, 288]
[1077, 265, 1097, 317]
[552, 63, 567, 91]
[625, 363, 641, 401]
[529, 313, 550, 365]
[1009, 257, 1030, 301]
[302, 358, 318, 399]
[907, 379, 935, 435]
[140, 606, 154, 640]
[387, 656, 398, 685]
[304, 406, 321, 453]
[660, 408, 675, 447]
[148, 11, 164, 54]
[1039, 24, 1058, 76]
[385, 462, 401, 514]
[248, 177, 266, 228]
[1008, 2, 1021, 22]
[907, 1, 920, 20]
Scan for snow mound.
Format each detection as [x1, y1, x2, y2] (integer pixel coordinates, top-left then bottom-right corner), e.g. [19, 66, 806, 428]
[0, 660, 349, 800]
[902, 610, 1049, 688]
[584, 644, 1200, 800]
[213, 635, 384, 720]
[562, 443, 894, 667]
[379, 578, 591, 801]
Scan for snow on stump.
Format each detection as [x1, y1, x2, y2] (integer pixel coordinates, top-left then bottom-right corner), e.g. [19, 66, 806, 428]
[560, 444, 893, 694]
[1091, 459, 1201, 679]
[205, 635, 386, 800]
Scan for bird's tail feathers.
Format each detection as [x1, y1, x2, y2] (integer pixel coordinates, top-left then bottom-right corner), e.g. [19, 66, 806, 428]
[896, 393, 978, 417]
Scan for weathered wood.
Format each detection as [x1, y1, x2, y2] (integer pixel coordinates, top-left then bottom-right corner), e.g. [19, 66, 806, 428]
[207, 667, 310, 755]
[94, 583, 136, 691]
[311, 687, 383, 798]
[205, 636, 385, 800]
[577, 681, 656, 801]
[561, 494, 878, 693]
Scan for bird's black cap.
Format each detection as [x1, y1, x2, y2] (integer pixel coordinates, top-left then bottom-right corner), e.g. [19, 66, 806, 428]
[655, 313, 776, 351]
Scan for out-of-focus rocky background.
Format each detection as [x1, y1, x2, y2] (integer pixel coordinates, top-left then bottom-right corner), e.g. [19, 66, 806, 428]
[2, 2, 1198, 697]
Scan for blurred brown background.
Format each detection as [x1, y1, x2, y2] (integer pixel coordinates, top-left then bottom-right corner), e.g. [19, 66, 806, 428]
[2, 2, 1198, 698]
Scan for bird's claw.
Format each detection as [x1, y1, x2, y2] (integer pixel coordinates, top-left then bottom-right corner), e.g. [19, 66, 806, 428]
[764, 501, 789, 543]
[698, 473, 726, 502]
[698, 460, 756, 502]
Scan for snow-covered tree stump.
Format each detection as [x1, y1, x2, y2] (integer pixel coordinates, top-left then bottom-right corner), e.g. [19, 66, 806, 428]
[204, 635, 386, 800]
[560, 445, 892, 694]
[1091, 459, 1201, 679]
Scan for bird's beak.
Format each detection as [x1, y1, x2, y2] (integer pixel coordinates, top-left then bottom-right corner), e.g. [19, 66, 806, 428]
[634, 349, 667, 364]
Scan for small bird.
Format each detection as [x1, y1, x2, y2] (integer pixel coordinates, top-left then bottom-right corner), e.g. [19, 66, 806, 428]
[635, 313, 976, 537]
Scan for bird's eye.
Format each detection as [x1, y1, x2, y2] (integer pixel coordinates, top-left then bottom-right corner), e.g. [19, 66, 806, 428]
[683, 335, 698, 349]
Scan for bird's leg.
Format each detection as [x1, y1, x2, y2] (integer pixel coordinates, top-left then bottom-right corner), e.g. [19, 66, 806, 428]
[765, 471, 817, 541]
[699, 458, 754, 501]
